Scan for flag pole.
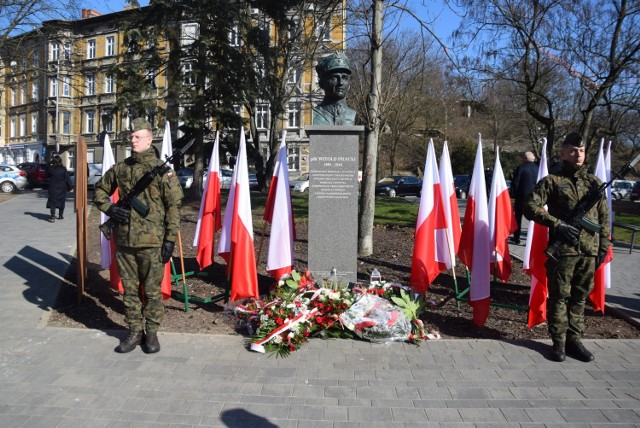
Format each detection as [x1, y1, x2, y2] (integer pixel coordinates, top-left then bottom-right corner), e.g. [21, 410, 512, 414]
[176, 231, 189, 311]
[256, 219, 268, 269]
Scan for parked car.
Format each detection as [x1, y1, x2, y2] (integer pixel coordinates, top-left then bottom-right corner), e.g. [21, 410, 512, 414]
[630, 181, 640, 202]
[375, 175, 422, 197]
[454, 174, 471, 199]
[611, 179, 635, 200]
[69, 163, 103, 189]
[176, 167, 197, 189]
[0, 164, 29, 192]
[248, 173, 260, 191]
[289, 173, 309, 192]
[20, 163, 49, 188]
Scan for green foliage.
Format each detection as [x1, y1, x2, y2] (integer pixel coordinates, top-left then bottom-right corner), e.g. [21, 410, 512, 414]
[449, 139, 477, 174]
[390, 289, 426, 320]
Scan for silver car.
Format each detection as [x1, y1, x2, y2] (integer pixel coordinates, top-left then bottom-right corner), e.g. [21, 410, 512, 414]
[0, 164, 29, 192]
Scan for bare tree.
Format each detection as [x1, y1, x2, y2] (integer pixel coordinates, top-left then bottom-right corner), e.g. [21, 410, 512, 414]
[451, 0, 640, 156]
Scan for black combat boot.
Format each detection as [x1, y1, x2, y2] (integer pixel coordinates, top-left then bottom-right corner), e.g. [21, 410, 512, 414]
[114, 331, 143, 353]
[566, 340, 594, 362]
[143, 332, 161, 354]
[549, 341, 566, 362]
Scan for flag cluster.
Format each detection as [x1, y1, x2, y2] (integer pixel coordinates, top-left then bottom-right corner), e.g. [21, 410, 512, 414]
[409, 135, 517, 327]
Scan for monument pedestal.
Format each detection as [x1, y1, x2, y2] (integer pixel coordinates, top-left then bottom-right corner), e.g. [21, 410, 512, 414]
[305, 125, 364, 284]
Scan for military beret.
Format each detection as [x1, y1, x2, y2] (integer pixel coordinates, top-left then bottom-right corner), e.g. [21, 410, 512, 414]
[316, 52, 351, 78]
[132, 118, 152, 132]
[562, 132, 584, 147]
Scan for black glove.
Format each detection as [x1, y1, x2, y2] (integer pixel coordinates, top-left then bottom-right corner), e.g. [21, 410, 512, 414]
[595, 248, 608, 269]
[556, 222, 580, 246]
[161, 240, 175, 264]
[106, 205, 130, 225]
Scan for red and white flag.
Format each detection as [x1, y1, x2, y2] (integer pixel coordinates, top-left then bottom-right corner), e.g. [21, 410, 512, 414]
[99, 133, 123, 292]
[264, 131, 295, 281]
[217, 129, 259, 301]
[488, 148, 517, 283]
[523, 139, 549, 328]
[436, 141, 462, 269]
[457, 135, 491, 327]
[410, 139, 448, 294]
[193, 131, 222, 270]
[590, 138, 613, 313]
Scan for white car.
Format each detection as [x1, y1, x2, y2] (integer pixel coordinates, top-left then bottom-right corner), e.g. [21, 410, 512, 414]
[0, 164, 29, 192]
[289, 173, 309, 192]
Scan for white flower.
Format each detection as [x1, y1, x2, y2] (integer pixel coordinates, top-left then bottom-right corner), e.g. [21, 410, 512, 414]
[273, 334, 283, 344]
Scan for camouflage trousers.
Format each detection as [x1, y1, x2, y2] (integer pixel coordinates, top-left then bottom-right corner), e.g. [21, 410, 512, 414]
[115, 246, 165, 334]
[545, 255, 595, 344]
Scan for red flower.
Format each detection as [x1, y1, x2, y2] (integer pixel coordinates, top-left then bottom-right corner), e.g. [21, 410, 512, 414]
[276, 317, 284, 325]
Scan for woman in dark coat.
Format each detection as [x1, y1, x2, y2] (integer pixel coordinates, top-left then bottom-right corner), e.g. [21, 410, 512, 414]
[46, 155, 73, 223]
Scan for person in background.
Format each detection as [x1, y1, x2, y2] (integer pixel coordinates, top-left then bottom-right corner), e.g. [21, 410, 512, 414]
[94, 118, 183, 354]
[510, 151, 538, 244]
[46, 155, 73, 223]
[524, 132, 611, 363]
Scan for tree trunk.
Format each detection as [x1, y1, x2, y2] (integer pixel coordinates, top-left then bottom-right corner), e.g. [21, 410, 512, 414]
[358, 0, 384, 257]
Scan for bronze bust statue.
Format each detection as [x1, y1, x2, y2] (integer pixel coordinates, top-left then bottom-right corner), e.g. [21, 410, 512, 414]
[313, 52, 356, 126]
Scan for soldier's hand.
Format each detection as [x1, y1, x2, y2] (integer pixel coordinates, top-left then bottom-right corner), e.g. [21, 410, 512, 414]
[556, 222, 580, 246]
[161, 240, 175, 264]
[106, 205, 130, 225]
[595, 248, 608, 269]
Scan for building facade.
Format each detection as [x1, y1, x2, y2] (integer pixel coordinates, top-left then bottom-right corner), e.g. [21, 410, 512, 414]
[1, 3, 346, 176]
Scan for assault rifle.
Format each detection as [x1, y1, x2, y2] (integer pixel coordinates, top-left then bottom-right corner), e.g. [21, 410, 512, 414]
[99, 138, 194, 240]
[545, 151, 640, 262]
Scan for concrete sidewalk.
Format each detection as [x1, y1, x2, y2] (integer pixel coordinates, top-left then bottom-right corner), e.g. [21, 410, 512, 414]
[1, 191, 639, 427]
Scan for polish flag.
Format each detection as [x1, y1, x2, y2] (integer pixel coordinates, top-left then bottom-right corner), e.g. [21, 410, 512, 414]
[590, 139, 613, 313]
[193, 131, 222, 270]
[488, 149, 517, 283]
[410, 139, 448, 294]
[99, 133, 123, 292]
[217, 130, 259, 301]
[523, 139, 549, 328]
[457, 135, 491, 327]
[264, 131, 295, 281]
[436, 141, 462, 269]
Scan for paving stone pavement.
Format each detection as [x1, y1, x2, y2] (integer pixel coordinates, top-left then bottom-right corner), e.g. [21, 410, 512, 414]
[1, 191, 639, 427]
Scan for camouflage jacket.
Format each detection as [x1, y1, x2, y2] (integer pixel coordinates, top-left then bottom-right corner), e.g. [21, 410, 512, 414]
[523, 161, 610, 256]
[94, 148, 183, 248]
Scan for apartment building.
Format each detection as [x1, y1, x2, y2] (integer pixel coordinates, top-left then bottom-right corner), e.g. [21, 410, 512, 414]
[1, 3, 346, 176]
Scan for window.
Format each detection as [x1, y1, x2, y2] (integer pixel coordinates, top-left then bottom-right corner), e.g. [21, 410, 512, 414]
[62, 76, 70, 97]
[105, 74, 115, 93]
[103, 112, 113, 132]
[62, 111, 71, 134]
[256, 104, 269, 129]
[182, 62, 195, 85]
[288, 68, 300, 84]
[287, 102, 300, 128]
[51, 77, 58, 97]
[287, 146, 300, 171]
[51, 42, 60, 61]
[63, 43, 72, 60]
[20, 116, 26, 136]
[21, 84, 27, 104]
[11, 87, 16, 106]
[31, 82, 39, 100]
[87, 39, 96, 59]
[182, 23, 199, 45]
[106, 36, 115, 56]
[86, 74, 95, 95]
[33, 51, 39, 68]
[287, 19, 301, 42]
[86, 111, 95, 133]
[229, 24, 240, 46]
[31, 114, 38, 134]
[10, 117, 16, 138]
[86, 148, 95, 164]
[317, 19, 331, 41]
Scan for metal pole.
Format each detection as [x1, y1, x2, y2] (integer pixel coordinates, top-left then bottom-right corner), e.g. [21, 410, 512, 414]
[55, 53, 60, 154]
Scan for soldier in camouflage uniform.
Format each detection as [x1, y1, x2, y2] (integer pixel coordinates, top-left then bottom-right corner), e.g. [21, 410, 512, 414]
[524, 132, 611, 362]
[94, 118, 183, 354]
